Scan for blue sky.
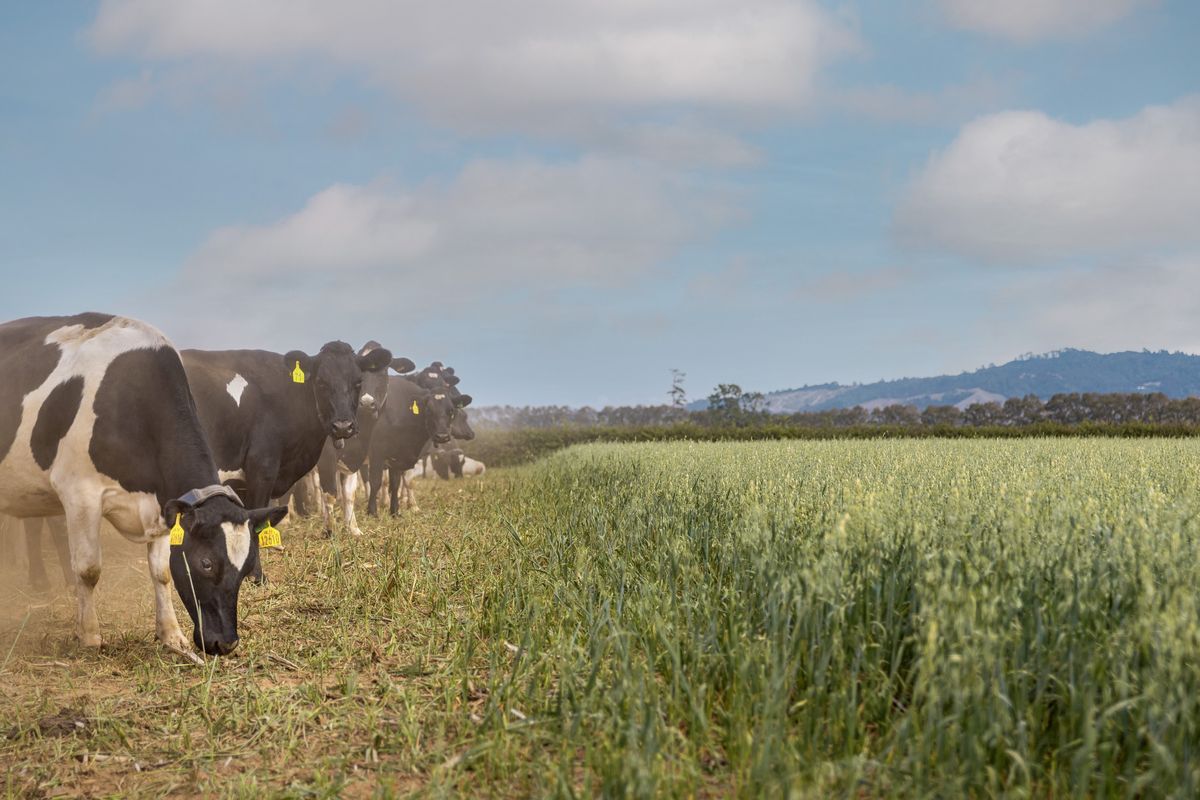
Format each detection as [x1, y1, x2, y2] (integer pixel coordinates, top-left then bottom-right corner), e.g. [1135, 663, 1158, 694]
[2, 1, 1197, 406]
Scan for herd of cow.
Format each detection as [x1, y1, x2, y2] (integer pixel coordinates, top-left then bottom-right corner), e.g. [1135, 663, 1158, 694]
[0, 313, 479, 663]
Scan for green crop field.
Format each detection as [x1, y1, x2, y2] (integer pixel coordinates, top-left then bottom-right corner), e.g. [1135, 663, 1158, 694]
[3, 439, 1200, 797]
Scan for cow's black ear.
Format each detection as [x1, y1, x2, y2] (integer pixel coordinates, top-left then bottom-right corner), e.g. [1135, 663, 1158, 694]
[390, 357, 416, 374]
[444, 375, 461, 387]
[163, 499, 193, 527]
[249, 505, 289, 530]
[283, 351, 315, 380]
[357, 347, 393, 373]
[455, 394, 473, 408]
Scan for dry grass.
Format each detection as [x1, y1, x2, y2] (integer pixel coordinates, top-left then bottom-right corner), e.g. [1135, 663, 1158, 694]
[1, 478, 502, 799]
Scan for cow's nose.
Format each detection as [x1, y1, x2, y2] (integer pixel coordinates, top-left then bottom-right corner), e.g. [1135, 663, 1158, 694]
[211, 638, 239, 656]
[434, 433, 452, 444]
[332, 420, 356, 439]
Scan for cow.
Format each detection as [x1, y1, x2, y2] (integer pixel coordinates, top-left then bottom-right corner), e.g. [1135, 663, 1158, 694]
[367, 369, 472, 517]
[181, 340, 406, 577]
[313, 343, 415, 536]
[0, 314, 287, 658]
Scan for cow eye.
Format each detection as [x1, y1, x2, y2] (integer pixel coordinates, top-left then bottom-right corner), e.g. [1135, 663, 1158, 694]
[200, 558, 214, 573]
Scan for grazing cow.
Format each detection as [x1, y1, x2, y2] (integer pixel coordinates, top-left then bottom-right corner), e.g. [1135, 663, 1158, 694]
[367, 370, 472, 516]
[314, 343, 415, 536]
[181, 341, 402, 574]
[0, 314, 287, 657]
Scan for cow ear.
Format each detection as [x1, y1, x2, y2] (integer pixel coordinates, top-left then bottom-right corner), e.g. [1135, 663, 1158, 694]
[283, 351, 315, 380]
[249, 505, 289, 530]
[444, 374, 461, 387]
[163, 499, 193, 527]
[455, 394, 473, 408]
[390, 357, 416, 374]
[357, 347, 393, 373]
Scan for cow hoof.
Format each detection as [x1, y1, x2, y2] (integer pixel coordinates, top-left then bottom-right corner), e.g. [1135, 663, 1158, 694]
[350, 528, 364, 537]
[160, 631, 200, 663]
[79, 632, 103, 649]
[322, 528, 334, 540]
[31, 577, 50, 594]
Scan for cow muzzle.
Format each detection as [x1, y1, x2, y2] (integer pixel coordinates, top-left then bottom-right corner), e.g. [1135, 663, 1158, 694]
[434, 433, 453, 445]
[331, 420, 356, 440]
[199, 636, 239, 656]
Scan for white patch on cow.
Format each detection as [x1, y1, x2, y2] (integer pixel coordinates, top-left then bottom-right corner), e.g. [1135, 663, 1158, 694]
[218, 469, 245, 482]
[434, 393, 445, 400]
[0, 316, 173, 522]
[361, 392, 375, 405]
[221, 521, 251, 571]
[226, 374, 248, 406]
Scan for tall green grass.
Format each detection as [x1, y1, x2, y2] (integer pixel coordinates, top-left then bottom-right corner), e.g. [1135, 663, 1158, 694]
[456, 440, 1200, 797]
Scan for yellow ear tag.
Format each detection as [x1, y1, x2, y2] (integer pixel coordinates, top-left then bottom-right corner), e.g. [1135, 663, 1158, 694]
[258, 520, 282, 549]
[411, 400, 420, 415]
[292, 361, 306, 384]
[169, 514, 185, 546]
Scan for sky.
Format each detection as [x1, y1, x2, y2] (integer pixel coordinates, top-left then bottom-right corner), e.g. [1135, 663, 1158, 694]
[1, 1, 1198, 406]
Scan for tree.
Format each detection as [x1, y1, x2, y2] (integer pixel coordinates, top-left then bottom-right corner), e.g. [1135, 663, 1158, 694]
[741, 391, 766, 414]
[668, 369, 687, 409]
[707, 384, 744, 415]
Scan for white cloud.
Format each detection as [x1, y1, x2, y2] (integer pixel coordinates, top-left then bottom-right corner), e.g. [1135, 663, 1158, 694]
[168, 156, 735, 347]
[895, 97, 1200, 263]
[995, 254, 1200, 353]
[89, 0, 857, 148]
[937, 0, 1151, 43]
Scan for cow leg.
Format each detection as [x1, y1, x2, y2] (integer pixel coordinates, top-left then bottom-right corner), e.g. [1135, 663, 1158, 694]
[402, 472, 420, 512]
[146, 534, 191, 655]
[47, 516, 72, 587]
[388, 469, 401, 516]
[316, 470, 333, 537]
[341, 470, 364, 536]
[24, 518, 49, 593]
[62, 500, 104, 649]
[367, 458, 384, 517]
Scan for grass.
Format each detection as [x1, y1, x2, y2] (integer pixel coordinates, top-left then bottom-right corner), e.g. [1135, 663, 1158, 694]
[3, 439, 1200, 797]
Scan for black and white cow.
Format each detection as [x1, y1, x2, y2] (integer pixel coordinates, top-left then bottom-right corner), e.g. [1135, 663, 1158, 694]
[367, 369, 472, 517]
[0, 314, 287, 658]
[181, 341, 402, 570]
[311, 342, 415, 536]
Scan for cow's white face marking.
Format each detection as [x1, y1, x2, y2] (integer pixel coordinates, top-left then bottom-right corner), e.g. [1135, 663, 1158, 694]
[218, 469, 245, 483]
[221, 521, 251, 571]
[361, 393, 375, 406]
[226, 374, 248, 407]
[434, 394, 445, 400]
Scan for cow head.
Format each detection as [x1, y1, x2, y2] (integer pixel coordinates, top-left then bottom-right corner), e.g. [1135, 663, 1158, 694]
[411, 386, 469, 446]
[451, 407, 476, 442]
[284, 341, 394, 444]
[163, 494, 288, 655]
[356, 342, 414, 418]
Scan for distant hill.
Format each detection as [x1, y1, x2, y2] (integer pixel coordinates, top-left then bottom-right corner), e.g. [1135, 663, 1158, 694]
[697, 350, 1200, 413]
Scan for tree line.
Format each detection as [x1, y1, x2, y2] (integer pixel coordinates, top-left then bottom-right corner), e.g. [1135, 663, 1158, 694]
[473, 390, 1200, 431]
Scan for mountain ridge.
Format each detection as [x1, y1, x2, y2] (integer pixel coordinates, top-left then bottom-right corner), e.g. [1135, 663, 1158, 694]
[693, 349, 1200, 413]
